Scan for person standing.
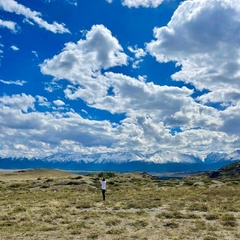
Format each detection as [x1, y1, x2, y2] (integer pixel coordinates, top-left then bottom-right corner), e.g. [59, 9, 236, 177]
[100, 178, 106, 201]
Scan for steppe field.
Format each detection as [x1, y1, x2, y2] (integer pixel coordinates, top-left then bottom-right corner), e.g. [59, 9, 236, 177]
[0, 169, 239, 240]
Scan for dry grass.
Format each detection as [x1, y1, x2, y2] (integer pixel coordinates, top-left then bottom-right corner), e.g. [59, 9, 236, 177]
[0, 169, 239, 240]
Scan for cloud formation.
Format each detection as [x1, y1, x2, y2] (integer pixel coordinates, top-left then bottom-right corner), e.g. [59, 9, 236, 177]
[41, 24, 128, 103]
[147, 0, 240, 104]
[37, 22, 239, 158]
[40, 24, 193, 119]
[122, 0, 164, 8]
[0, 94, 119, 157]
[0, 0, 70, 33]
[0, 19, 17, 32]
[107, 0, 164, 8]
[0, 79, 26, 86]
[144, 0, 240, 153]
[11, 45, 19, 51]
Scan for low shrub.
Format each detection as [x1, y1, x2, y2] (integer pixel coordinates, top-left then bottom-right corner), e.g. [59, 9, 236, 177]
[221, 214, 238, 227]
[205, 213, 220, 220]
[163, 221, 179, 228]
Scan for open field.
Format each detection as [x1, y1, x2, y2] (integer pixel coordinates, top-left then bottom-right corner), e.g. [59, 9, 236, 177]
[0, 169, 240, 240]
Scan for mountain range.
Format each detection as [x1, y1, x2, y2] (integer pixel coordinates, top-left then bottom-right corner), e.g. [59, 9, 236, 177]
[1, 149, 240, 173]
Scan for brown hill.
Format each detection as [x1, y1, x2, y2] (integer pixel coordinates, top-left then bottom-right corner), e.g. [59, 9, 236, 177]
[208, 161, 240, 178]
[0, 168, 78, 181]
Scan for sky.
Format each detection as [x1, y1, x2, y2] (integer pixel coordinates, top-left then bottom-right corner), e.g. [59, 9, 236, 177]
[0, 0, 240, 159]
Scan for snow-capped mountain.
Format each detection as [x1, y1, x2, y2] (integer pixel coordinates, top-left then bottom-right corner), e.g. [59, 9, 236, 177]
[145, 150, 202, 164]
[45, 152, 83, 162]
[93, 151, 144, 164]
[44, 150, 202, 164]
[204, 152, 228, 164]
[205, 150, 240, 164]
[0, 149, 239, 172]
[44, 151, 145, 164]
[224, 150, 240, 161]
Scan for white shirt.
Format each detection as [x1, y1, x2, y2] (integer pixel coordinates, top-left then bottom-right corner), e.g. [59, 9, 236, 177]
[101, 180, 106, 190]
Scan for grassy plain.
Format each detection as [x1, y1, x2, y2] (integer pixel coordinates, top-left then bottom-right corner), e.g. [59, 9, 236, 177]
[0, 169, 239, 240]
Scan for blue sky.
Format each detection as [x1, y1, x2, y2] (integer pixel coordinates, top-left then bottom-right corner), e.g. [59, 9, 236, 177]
[0, 0, 240, 159]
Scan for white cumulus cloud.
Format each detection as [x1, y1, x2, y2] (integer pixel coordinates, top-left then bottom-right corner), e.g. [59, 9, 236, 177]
[147, 0, 240, 105]
[0, 93, 35, 112]
[41, 24, 128, 103]
[53, 99, 65, 106]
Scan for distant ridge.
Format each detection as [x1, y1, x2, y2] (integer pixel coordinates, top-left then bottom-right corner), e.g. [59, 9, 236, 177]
[208, 161, 240, 179]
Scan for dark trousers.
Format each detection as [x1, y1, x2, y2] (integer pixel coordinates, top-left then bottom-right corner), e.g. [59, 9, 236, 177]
[102, 189, 106, 200]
